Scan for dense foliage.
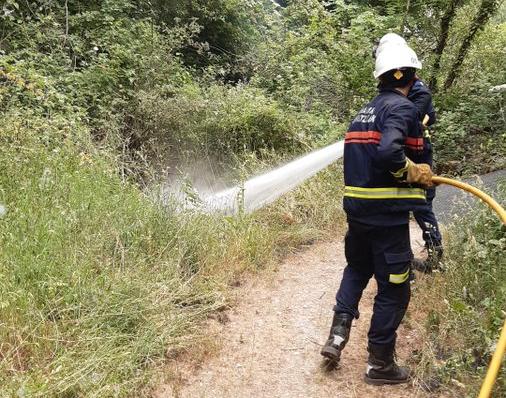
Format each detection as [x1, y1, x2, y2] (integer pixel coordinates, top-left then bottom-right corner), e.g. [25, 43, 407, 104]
[1, 0, 504, 174]
[0, 0, 505, 395]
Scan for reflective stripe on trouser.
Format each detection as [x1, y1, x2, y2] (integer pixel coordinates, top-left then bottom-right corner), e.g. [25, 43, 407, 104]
[344, 186, 426, 200]
[334, 222, 412, 346]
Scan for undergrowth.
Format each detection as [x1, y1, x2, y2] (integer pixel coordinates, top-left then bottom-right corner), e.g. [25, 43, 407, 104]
[0, 113, 345, 396]
[412, 183, 505, 397]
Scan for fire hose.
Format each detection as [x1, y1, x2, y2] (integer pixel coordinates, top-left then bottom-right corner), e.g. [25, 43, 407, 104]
[431, 176, 505, 398]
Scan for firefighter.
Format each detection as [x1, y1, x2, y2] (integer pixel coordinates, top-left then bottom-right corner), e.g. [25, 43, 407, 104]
[408, 78, 443, 272]
[320, 37, 433, 385]
[374, 33, 443, 272]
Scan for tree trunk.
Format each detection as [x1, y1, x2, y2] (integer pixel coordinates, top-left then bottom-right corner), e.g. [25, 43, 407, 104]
[444, 0, 500, 90]
[401, 0, 411, 32]
[428, 0, 463, 91]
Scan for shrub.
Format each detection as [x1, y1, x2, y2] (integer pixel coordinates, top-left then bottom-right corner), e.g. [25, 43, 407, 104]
[433, 86, 506, 175]
[130, 83, 336, 167]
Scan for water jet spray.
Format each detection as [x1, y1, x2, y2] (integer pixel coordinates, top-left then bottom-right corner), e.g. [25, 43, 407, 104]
[203, 141, 345, 214]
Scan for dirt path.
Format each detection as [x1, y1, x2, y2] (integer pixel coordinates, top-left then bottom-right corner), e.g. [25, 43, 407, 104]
[156, 224, 445, 398]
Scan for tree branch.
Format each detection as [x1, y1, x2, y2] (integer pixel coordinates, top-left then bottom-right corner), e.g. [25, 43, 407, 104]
[444, 0, 500, 90]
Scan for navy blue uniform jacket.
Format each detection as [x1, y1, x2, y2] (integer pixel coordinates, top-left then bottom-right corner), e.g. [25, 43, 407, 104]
[408, 79, 436, 165]
[408, 79, 436, 126]
[343, 88, 427, 226]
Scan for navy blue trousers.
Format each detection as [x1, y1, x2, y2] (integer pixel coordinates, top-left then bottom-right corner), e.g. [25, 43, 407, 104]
[334, 221, 412, 346]
[413, 187, 442, 247]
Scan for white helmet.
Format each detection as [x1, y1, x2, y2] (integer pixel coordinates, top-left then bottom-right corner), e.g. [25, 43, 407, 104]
[374, 33, 407, 59]
[378, 33, 407, 48]
[373, 42, 422, 79]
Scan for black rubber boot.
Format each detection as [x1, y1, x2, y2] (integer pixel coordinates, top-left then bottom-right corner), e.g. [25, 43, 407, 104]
[364, 343, 410, 385]
[320, 312, 353, 363]
[412, 244, 443, 273]
[411, 257, 430, 273]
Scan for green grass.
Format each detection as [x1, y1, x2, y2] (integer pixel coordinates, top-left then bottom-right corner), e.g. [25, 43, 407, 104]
[0, 114, 345, 397]
[412, 183, 506, 397]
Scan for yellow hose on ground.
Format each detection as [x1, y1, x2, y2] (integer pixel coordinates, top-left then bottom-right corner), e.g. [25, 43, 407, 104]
[431, 176, 505, 398]
[478, 322, 506, 398]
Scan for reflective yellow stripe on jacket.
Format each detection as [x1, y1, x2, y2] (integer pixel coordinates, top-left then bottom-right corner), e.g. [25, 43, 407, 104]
[344, 186, 426, 200]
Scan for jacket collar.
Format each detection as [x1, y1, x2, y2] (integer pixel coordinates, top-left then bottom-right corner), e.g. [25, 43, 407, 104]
[378, 86, 405, 96]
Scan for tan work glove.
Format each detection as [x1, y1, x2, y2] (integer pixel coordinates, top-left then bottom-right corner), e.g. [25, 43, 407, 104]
[406, 158, 434, 187]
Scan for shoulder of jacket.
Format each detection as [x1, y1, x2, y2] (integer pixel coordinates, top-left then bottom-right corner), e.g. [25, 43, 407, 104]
[412, 79, 431, 94]
[387, 94, 416, 109]
[382, 98, 419, 122]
